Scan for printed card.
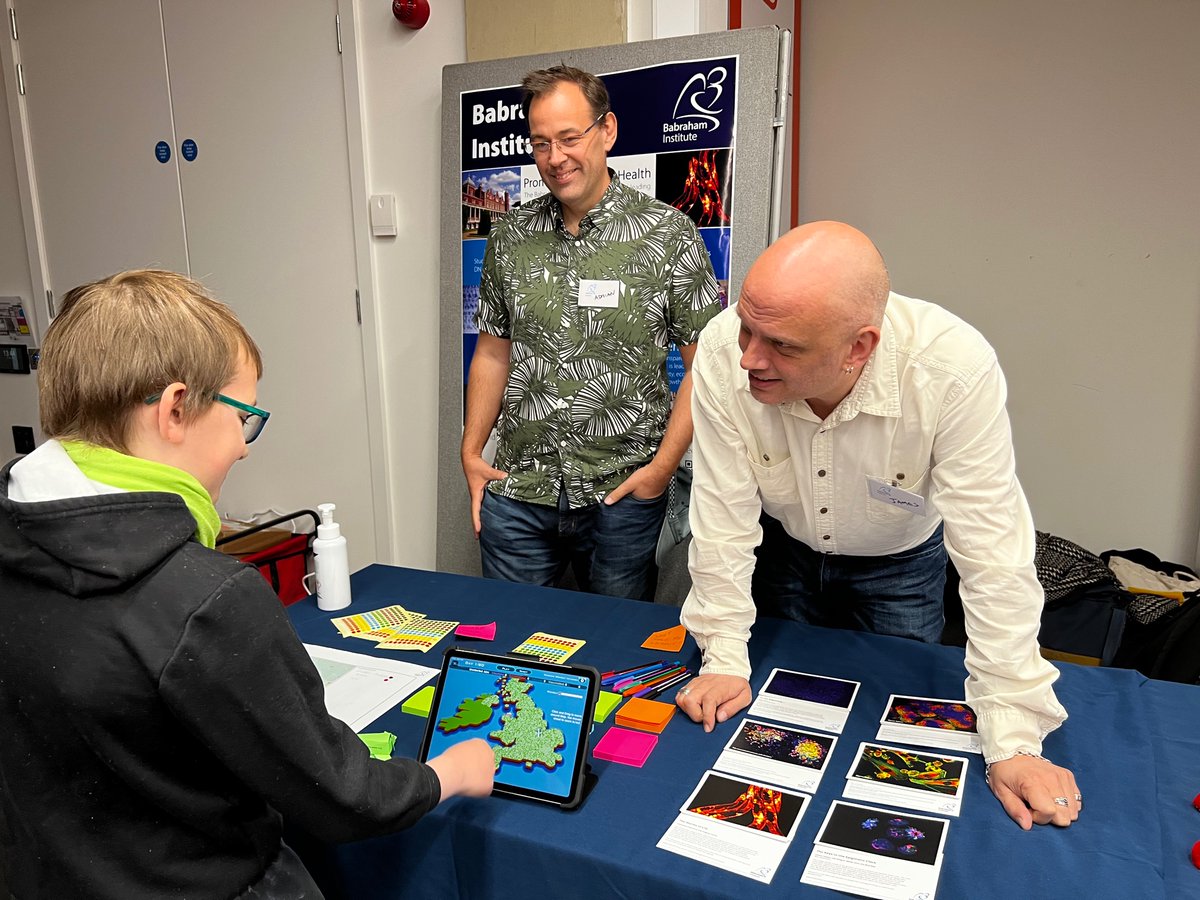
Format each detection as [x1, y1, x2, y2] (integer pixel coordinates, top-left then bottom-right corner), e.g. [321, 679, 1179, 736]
[747, 668, 860, 734]
[657, 770, 809, 884]
[843, 742, 969, 816]
[801, 800, 949, 900]
[876, 695, 981, 754]
[714, 718, 838, 794]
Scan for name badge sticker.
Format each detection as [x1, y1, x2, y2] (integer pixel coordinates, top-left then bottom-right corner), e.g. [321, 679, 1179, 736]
[866, 476, 927, 516]
[578, 279, 620, 308]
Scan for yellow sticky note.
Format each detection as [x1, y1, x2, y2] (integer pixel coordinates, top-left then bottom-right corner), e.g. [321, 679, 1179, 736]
[594, 690, 622, 723]
[402, 685, 435, 717]
[358, 731, 397, 760]
[641, 624, 686, 652]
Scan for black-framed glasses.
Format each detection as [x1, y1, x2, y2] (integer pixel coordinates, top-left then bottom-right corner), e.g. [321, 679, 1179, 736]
[144, 392, 271, 444]
[528, 111, 608, 158]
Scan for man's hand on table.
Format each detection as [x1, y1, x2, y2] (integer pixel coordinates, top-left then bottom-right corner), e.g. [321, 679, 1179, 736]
[987, 755, 1081, 830]
[674, 674, 752, 732]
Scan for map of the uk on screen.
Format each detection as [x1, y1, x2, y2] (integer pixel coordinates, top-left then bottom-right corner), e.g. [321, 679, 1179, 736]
[428, 657, 589, 797]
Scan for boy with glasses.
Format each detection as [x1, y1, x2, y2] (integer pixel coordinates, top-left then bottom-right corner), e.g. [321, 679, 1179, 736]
[463, 65, 721, 601]
[0, 269, 494, 898]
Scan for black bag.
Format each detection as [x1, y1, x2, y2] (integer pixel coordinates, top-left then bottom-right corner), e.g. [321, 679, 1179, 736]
[941, 531, 1130, 667]
[1104, 547, 1200, 685]
[1034, 533, 1129, 667]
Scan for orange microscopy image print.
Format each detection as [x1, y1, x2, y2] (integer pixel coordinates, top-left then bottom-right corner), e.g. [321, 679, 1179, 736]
[687, 772, 805, 837]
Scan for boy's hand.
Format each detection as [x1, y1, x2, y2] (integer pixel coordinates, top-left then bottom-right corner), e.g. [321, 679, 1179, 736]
[427, 739, 496, 800]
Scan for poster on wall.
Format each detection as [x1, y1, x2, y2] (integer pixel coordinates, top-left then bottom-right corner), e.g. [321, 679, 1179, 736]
[0, 298, 33, 344]
[458, 56, 738, 389]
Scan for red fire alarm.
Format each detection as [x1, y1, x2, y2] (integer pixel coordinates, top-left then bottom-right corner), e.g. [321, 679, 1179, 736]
[392, 0, 430, 29]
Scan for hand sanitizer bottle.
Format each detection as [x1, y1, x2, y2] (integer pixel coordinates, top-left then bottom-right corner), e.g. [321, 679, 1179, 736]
[312, 502, 351, 611]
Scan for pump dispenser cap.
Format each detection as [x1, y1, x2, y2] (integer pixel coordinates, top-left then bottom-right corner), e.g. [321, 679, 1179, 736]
[317, 502, 341, 539]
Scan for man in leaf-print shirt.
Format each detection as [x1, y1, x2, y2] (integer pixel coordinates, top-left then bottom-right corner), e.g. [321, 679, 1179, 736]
[462, 65, 720, 601]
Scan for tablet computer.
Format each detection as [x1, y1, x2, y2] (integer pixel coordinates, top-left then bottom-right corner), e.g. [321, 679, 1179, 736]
[418, 646, 600, 809]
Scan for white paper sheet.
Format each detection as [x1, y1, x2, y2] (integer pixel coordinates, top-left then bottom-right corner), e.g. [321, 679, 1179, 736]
[304, 643, 438, 731]
[747, 668, 860, 734]
[843, 742, 969, 817]
[876, 694, 982, 754]
[656, 769, 810, 884]
[713, 718, 838, 794]
[801, 800, 949, 900]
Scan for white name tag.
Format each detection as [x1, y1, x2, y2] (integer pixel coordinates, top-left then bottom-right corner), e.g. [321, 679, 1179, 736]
[578, 279, 620, 308]
[866, 476, 927, 516]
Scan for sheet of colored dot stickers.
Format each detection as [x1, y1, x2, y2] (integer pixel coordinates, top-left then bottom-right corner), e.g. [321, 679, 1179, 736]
[800, 800, 949, 900]
[330, 605, 459, 652]
[508, 632, 586, 664]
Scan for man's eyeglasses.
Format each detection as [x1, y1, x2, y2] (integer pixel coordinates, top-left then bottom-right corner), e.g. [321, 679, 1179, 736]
[528, 111, 608, 158]
[144, 392, 271, 444]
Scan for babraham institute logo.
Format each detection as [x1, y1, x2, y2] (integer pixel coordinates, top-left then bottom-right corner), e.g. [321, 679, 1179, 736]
[664, 66, 728, 144]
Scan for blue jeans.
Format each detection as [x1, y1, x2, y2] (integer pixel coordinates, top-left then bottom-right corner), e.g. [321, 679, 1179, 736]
[479, 488, 667, 602]
[751, 515, 947, 642]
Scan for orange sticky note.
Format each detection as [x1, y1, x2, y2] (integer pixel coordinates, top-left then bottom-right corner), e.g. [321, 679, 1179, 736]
[641, 624, 686, 652]
[614, 696, 676, 734]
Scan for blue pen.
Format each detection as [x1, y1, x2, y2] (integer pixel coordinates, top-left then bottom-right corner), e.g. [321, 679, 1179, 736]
[601, 659, 665, 680]
[604, 661, 674, 688]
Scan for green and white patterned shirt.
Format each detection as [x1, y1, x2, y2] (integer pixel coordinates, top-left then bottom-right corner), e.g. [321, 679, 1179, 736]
[476, 174, 720, 509]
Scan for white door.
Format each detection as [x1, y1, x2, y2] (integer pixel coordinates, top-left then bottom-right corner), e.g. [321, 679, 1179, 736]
[16, 0, 189, 293]
[15, 0, 379, 567]
[160, 0, 378, 566]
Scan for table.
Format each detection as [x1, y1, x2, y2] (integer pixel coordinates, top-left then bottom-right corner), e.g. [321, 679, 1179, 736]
[287, 565, 1200, 899]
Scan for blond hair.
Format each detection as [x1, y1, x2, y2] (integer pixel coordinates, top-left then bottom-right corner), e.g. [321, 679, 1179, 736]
[39, 269, 262, 452]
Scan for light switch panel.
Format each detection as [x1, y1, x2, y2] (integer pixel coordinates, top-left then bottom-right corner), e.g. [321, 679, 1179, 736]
[369, 193, 398, 237]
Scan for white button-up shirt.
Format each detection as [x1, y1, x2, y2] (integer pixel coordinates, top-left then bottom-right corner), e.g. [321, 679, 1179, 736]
[681, 295, 1067, 762]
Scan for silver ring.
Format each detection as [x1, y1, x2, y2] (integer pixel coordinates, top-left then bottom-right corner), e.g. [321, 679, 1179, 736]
[1053, 797, 1069, 807]
[677, 687, 691, 697]
[1074, 793, 1082, 802]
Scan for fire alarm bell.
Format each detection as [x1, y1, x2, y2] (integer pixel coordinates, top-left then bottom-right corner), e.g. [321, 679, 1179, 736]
[392, 0, 430, 29]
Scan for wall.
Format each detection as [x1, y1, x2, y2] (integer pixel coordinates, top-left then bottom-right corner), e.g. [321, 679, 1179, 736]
[465, 0, 626, 61]
[0, 60, 38, 455]
[798, 0, 1200, 563]
[352, 0, 469, 566]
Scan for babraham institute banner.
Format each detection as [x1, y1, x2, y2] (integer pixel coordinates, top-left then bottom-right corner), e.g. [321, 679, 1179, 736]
[459, 56, 737, 390]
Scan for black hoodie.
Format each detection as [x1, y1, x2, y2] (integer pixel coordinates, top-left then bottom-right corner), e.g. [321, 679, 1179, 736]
[0, 448, 439, 899]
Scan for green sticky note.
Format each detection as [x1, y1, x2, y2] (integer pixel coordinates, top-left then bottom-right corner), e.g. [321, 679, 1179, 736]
[594, 690, 622, 723]
[359, 731, 397, 760]
[402, 685, 435, 717]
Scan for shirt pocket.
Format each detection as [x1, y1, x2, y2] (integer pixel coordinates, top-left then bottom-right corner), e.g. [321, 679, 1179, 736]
[748, 453, 802, 506]
[865, 465, 931, 524]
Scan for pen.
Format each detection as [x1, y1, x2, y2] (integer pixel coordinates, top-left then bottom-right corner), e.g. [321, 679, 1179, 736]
[607, 661, 679, 690]
[611, 662, 680, 693]
[644, 670, 692, 699]
[600, 659, 665, 681]
[620, 665, 687, 697]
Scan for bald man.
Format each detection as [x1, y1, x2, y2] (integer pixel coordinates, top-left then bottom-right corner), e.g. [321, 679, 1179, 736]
[676, 222, 1081, 830]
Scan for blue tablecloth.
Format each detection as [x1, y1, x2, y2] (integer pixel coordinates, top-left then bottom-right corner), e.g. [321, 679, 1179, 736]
[287, 565, 1200, 899]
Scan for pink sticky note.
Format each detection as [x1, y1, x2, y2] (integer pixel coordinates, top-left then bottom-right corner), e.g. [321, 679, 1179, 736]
[455, 621, 497, 641]
[592, 727, 658, 767]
